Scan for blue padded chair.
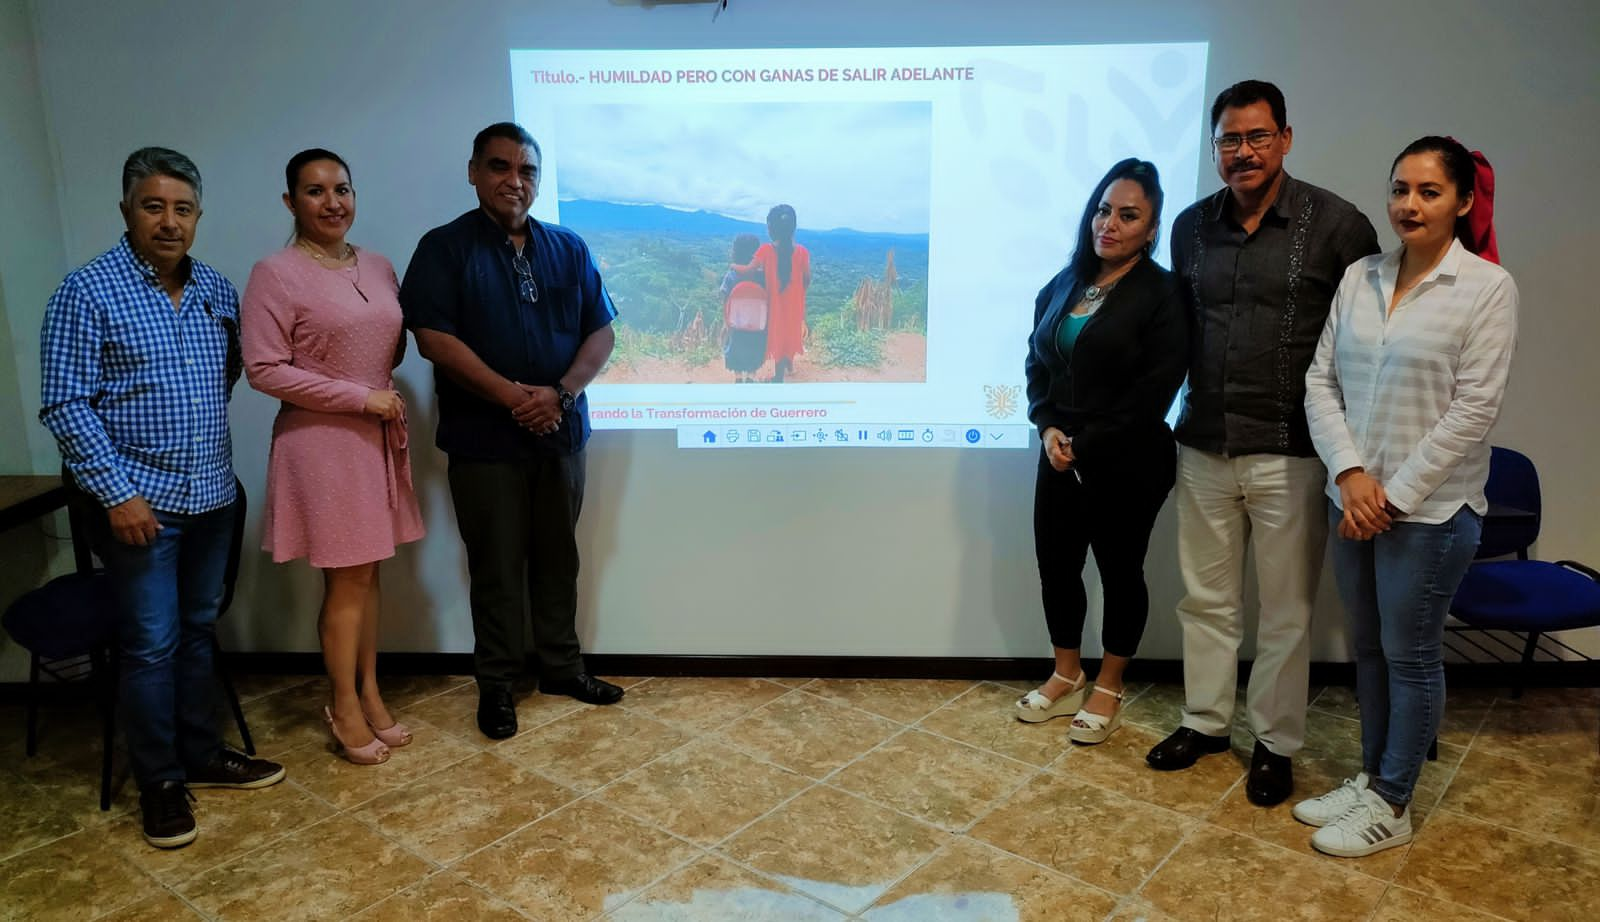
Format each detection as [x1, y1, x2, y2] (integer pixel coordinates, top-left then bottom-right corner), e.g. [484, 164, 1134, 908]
[1447, 447, 1600, 696]
[2, 478, 255, 809]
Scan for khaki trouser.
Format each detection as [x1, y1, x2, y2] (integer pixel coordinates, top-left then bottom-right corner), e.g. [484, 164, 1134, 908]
[1174, 446, 1327, 757]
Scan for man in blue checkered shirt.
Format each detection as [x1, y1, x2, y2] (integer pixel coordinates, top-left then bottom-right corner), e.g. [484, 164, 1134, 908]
[39, 147, 285, 850]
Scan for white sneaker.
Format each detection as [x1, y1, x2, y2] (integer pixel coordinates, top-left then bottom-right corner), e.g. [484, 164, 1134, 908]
[1310, 787, 1412, 858]
[1292, 772, 1370, 827]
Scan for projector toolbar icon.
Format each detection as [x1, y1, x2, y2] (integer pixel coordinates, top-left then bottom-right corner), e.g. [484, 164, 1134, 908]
[897, 429, 914, 442]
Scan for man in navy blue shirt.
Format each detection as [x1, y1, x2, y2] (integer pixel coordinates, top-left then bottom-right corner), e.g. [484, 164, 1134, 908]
[40, 147, 285, 850]
[401, 123, 621, 739]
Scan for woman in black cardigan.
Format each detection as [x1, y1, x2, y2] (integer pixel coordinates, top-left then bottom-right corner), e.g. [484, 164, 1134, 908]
[1015, 158, 1189, 743]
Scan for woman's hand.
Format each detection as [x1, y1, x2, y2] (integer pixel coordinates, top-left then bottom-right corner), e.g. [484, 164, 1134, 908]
[364, 388, 404, 421]
[1336, 467, 1391, 538]
[1042, 427, 1073, 472]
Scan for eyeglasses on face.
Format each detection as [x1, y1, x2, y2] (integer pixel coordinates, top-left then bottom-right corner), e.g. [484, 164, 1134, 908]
[1212, 129, 1279, 154]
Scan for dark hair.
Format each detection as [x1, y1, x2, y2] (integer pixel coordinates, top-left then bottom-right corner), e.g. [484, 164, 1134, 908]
[767, 205, 798, 289]
[1209, 79, 1287, 132]
[731, 232, 761, 264]
[472, 122, 541, 162]
[122, 147, 202, 204]
[1066, 159, 1164, 285]
[285, 148, 351, 195]
[1391, 135, 1477, 246]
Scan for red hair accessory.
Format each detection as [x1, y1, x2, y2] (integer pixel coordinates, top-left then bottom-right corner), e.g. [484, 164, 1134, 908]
[1450, 138, 1499, 264]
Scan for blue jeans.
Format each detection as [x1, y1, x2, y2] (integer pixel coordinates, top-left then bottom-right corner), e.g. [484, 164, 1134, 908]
[97, 502, 235, 786]
[1329, 502, 1481, 806]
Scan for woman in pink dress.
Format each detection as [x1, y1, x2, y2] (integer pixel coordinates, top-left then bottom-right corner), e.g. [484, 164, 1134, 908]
[242, 149, 425, 765]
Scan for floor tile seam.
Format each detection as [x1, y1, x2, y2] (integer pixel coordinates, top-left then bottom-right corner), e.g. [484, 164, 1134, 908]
[1038, 763, 1217, 830]
[953, 830, 1127, 902]
[938, 758, 1056, 836]
[725, 686, 915, 737]
[384, 677, 477, 709]
[669, 841, 864, 919]
[133, 790, 355, 891]
[476, 746, 594, 798]
[899, 718, 1065, 775]
[810, 778, 964, 839]
[0, 821, 89, 868]
[234, 676, 318, 705]
[1183, 812, 1402, 898]
[167, 807, 428, 904]
[1377, 883, 1523, 922]
[701, 723, 861, 780]
[1121, 773, 1248, 904]
[512, 807, 707, 922]
[489, 702, 699, 778]
[587, 730, 819, 816]
[587, 764, 825, 854]
[403, 867, 544, 922]
[608, 677, 797, 727]
[434, 797, 587, 872]
[813, 725, 917, 787]
[1190, 780, 1409, 889]
[802, 682, 982, 728]
[6, 828, 171, 922]
[1423, 802, 1600, 858]
[79, 881, 207, 922]
[318, 741, 490, 814]
[1459, 738, 1600, 779]
[602, 842, 854, 920]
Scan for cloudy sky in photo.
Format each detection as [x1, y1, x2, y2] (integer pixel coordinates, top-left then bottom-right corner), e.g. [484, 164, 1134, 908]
[553, 101, 931, 234]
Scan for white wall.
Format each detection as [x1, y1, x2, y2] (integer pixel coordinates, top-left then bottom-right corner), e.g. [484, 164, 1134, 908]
[5, 0, 1598, 666]
[0, 0, 76, 680]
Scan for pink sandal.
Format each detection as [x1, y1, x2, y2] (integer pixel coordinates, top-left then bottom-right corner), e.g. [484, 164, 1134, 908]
[367, 718, 412, 748]
[324, 706, 390, 764]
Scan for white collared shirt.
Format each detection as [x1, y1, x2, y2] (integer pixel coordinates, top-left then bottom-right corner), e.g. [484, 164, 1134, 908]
[1305, 239, 1518, 524]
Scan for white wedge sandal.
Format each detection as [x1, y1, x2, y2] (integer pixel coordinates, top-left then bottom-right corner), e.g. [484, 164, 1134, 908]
[1014, 671, 1088, 723]
[1067, 685, 1125, 744]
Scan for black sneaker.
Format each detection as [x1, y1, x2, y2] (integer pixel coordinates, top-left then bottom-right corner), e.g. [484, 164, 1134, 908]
[187, 747, 287, 790]
[140, 780, 197, 848]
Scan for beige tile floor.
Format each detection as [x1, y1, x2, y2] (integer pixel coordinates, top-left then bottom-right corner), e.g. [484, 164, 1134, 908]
[1, 676, 1596, 921]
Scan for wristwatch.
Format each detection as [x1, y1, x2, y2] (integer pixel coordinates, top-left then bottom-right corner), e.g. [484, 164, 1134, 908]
[556, 385, 576, 412]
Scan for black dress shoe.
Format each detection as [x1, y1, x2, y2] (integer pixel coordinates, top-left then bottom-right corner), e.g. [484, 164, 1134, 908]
[1145, 726, 1232, 771]
[1245, 741, 1294, 806]
[540, 673, 624, 705]
[477, 686, 518, 740]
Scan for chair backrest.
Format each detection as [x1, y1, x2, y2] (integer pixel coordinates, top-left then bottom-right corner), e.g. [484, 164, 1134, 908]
[1477, 446, 1541, 560]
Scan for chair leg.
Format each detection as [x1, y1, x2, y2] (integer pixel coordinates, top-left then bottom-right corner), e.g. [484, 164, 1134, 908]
[26, 653, 40, 757]
[214, 637, 255, 755]
[94, 649, 115, 811]
[1514, 632, 1541, 699]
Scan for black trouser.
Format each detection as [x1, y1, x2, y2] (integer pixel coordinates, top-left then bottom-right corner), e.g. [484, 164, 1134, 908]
[1032, 439, 1175, 658]
[447, 452, 587, 688]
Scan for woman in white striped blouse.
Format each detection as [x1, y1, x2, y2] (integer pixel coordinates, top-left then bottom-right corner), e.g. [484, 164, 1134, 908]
[1298, 136, 1518, 858]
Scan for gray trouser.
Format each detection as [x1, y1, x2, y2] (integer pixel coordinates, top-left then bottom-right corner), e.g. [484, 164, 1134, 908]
[447, 452, 586, 687]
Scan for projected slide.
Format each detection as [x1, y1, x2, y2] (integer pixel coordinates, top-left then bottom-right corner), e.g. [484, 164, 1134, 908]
[509, 44, 1206, 449]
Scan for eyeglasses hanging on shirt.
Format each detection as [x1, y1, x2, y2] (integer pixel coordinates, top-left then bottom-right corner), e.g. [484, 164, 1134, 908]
[511, 252, 540, 304]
